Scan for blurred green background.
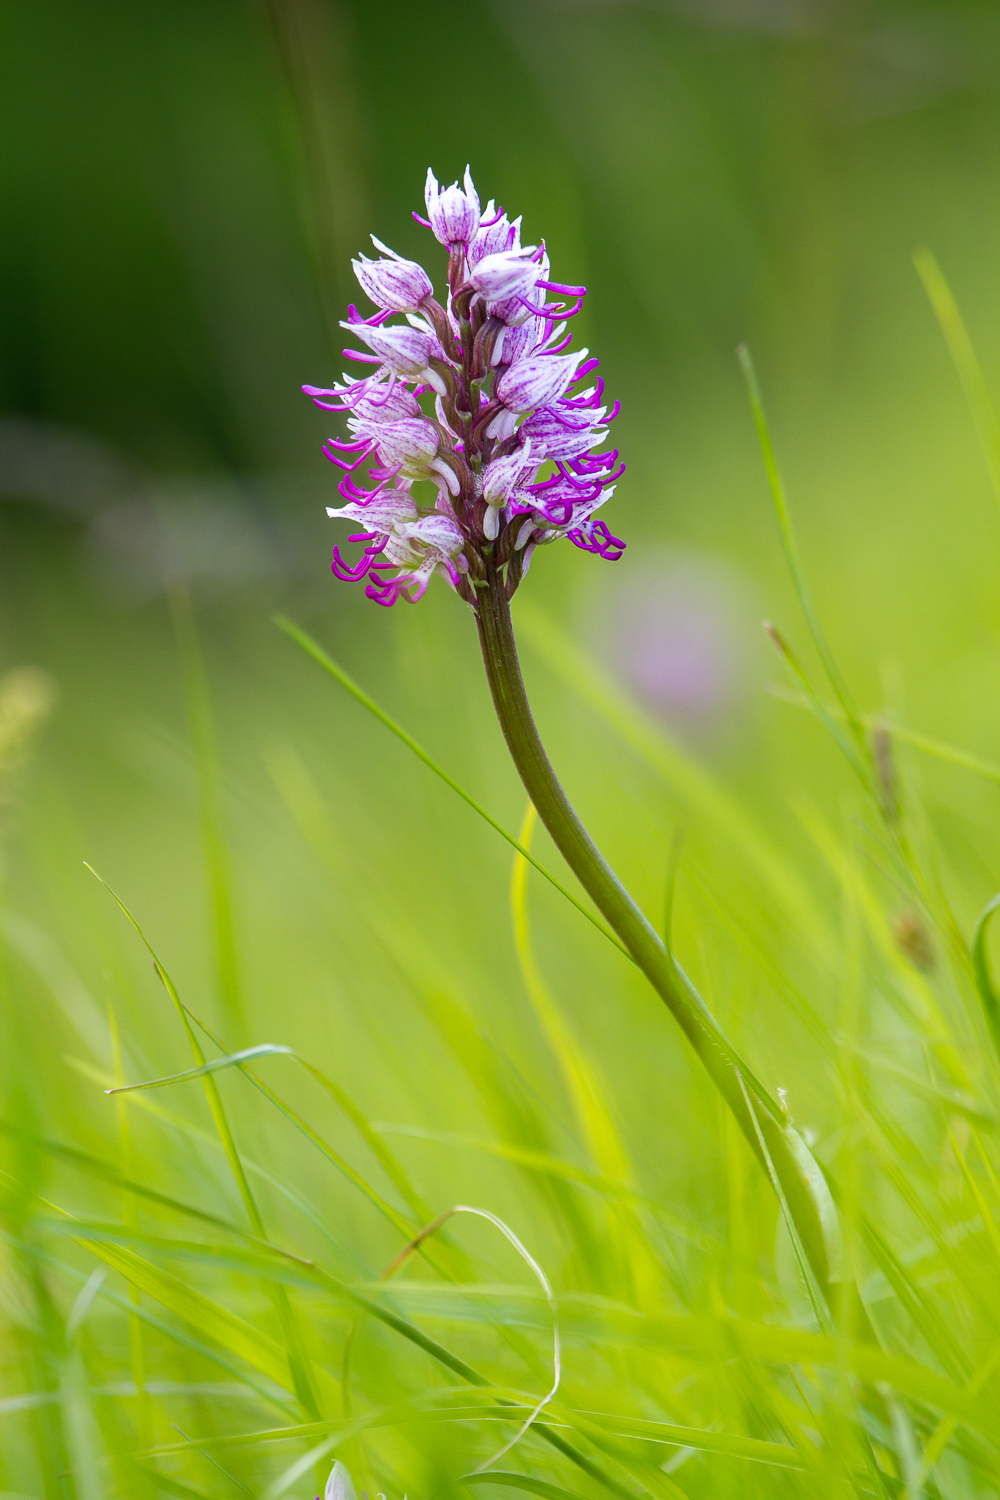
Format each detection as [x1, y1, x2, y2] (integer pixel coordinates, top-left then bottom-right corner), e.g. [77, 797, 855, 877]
[4, 0, 1000, 1494]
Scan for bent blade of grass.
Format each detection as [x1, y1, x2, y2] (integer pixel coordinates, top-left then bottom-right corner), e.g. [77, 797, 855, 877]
[914, 247, 1000, 507]
[274, 615, 630, 962]
[343, 1217, 647, 1500]
[159, 1020, 431, 1233]
[104, 1044, 422, 1242]
[347, 1202, 561, 1473]
[63, 1057, 360, 1263]
[105, 1043, 296, 1093]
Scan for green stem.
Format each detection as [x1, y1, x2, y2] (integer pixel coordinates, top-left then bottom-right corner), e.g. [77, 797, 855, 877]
[475, 560, 835, 1302]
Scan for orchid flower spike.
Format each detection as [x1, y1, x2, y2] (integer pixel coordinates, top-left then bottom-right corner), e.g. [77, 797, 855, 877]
[304, 165, 624, 607]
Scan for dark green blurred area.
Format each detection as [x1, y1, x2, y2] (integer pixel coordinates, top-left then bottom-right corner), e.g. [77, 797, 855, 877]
[3, 0, 1000, 1250]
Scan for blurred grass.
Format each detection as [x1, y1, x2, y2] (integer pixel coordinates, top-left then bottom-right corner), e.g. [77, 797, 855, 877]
[5, 0, 1000, 1496]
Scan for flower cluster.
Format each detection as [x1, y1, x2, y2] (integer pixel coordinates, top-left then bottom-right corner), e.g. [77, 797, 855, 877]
[305, 166, 625, 608]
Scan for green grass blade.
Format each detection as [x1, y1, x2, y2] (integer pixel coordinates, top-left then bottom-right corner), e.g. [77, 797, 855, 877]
[914, 247, 1000, 506]
[64, 1057, 361, 1261]
[168, 584, 243, 1034]
[71, 1240, 298, 1390]
[460, 1474, 587, 1500]
[175, 1015, 433, 1227]
[510, 803, 662, 1306]
[105, 1044, 296, 1093]
[972, 893, 1000, 1061]
[161, 1013, 427, 1243]
[84, 865, 324, 1418]
[738, 343, 861, 741]
[772, 684, 1000, 786]
[0, 1229, 298, 1417]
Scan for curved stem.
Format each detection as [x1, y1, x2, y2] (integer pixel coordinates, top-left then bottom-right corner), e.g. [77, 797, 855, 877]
[476, 560, 835, 1304]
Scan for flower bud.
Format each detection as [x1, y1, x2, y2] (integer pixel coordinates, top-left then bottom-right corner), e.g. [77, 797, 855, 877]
[352, 249, 433, 313]
[495, 351, 586, 414]
[425, 165, 481, 246]
[469, 249, 541, 303]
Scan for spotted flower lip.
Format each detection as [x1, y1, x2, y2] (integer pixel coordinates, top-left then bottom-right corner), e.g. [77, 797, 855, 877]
[306, 164, 624, 607]
[424, 165, 480, 246]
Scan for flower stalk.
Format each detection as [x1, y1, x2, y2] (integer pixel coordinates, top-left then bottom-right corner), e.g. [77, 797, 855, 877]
[475, 558, 837, 1304]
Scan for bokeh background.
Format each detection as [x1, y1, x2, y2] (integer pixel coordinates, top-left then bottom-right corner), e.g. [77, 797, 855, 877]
[4, 0, 1000, 1491]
